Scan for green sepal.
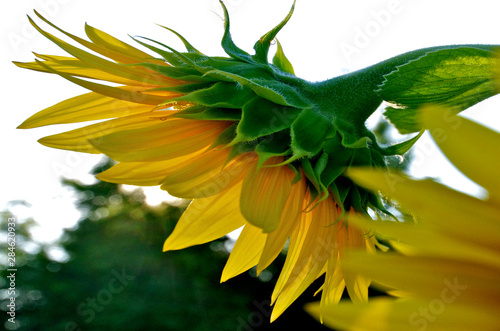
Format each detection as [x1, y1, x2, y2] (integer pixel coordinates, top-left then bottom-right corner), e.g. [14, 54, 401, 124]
[301, 159, 321, 206]
[141, 63, 210, 82]
[287, 163, 302, 184]
[301, 158, 329, 208]
[234, 97, 301, 143]
[255, 130, 291, 169]
[173, 81, 255, 108]
[377, 46, 499, 133]
[226, 141, 257, 164]
[349, 147, 372, 167]
[253, 0, 295, 63]
[291, 109, 333, 159]
[131, 36, 186, 66]
[209, 123, 238, 149]
[366, 192, 398, 222]
[156, 24, 204, 55]
[148, 82, 214, 94]
[272, 39, 295, 75]
[374, 130, 424, 156]
[334, 118, 371, 148]
[203, 69, 310, 108]
[328, 182, 346, 223]
[173, 105, 241, 121]
[320, 136, 352, 189]
[219, 1, 254, 63]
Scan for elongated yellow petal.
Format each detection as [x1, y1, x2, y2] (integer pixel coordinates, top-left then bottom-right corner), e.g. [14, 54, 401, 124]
[348, 213, 500, 269]
[160, 150, 253, 199]
[34, 10, 148, 64]
[306, 298, 500, 331]
[271, 193, 311, 305]
[420, 105, 500, 202]
[39, 111, 173, 153]
[18, 92, 153, 129]
[163, 182, 245, 251]
[321, 257, 346, 308]
[221, 224, 267, 282]
[90, 119, 231, 162]
[14, 55, 140, 85]
[96, 150, 205, 185]
[271, 198, 338, 321]
[34, 59, 170, 105]
[256, 176, 306, 274]
[338, 216, 371, 304]
[240, 158, 295, 232]
[348, 169, 500, 248]
[340, 252, 500, 307]
[28, 15, 163, 85]
[84, 23, 153, 63]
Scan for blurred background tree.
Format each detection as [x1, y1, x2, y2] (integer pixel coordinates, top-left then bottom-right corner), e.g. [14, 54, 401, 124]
[0, 159, 328, 330]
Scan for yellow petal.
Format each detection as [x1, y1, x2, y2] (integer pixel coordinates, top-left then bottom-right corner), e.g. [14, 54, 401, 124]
[14, 56, 140, 86]
[28, 15, 160, 84]
[256, 176, 306, 274]
[271, 197, 339, 321]
[18, 92, 153, 129]
[348, 213, 500, 269]
[306, 298, 500, 331]
[220, 224, 267, 282]
[96, 150, 205, 186]
[39, 111, 173, 153]
[84, 23, 153, 63]
[90, 119, 231, 162]
[163, 182, 245, 251]
[34, 59, 170, 105]
[160, 150, 253, 199]
[341, 252, 500, 307]
[420, 105, 500, 202]
[348, 169, 500, 248]
[271, 192, 311, 305]
[240, 158, 295, 232]
[337, 216, 371, 304]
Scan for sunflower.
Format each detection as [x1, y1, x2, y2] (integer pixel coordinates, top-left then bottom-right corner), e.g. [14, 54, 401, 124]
[306, 106, 500, 330]
[15, 2, 500, 321]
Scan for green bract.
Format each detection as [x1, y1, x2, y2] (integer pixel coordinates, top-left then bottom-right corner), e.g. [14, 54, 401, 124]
[132, 1, 500, 216]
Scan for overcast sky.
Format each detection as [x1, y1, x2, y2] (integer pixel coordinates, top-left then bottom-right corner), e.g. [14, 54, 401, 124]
[2, 0, 500, 242]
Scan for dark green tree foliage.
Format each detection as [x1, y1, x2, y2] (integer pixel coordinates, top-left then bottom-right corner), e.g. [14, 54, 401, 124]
[1, 160, 328, 330]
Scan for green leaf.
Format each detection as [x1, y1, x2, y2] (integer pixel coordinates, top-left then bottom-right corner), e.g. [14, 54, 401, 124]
[272, 39, 295, 75]
[253, 1, 295, 63]
[234, 97, 301, 142]
[377, 46, 500, 133]
[173, 81, 255, 108]
[291, 108, 333, 159]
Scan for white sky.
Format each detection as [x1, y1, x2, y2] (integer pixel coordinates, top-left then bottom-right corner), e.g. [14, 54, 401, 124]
[2, 0, 500, 242]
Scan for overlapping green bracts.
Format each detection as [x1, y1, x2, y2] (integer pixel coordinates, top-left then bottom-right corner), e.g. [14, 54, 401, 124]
[123, 1, 500, 219]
